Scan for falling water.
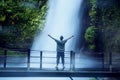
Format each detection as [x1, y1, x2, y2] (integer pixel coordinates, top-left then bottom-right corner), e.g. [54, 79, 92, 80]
[30, 0, 84, 69]
[31, 0, 82, 52]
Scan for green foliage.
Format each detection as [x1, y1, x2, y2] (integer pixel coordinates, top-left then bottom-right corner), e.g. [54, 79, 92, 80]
[0, 0, 48, 48]
[89, 10, 96, 23]
[85, 26, 96, 43]
[85, 0, 97, 50]
[89, 44, 95, 50]
[89, 0, 97, 25]
[0, 15, 6, 21]
[85, 26, 96, 50]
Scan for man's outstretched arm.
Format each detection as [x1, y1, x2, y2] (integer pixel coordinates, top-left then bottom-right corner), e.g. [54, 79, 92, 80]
[66, 35, 74, 41]
[48, 34, 56, 40]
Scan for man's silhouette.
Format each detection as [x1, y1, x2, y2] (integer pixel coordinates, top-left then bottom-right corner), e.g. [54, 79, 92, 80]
[48, 34, 73, 69]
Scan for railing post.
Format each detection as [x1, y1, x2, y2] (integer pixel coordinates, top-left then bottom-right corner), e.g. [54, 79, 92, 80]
[40, 51, 42, 69]
[73, 51, 75, 70]
[4, 50, 7, 68]
[27, 49, 30, 70]
[70, 51, 75, 71]
[109, 52, 112, 72]
[70, 51, 72, 70]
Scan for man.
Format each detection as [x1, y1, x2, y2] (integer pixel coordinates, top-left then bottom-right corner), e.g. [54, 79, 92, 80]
[48, 34, 73, 69]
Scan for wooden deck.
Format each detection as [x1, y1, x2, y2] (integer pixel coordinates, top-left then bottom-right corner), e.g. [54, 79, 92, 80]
[0, 68, 120, 77]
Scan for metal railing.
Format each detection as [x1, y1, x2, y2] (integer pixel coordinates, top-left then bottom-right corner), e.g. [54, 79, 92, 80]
[0, 49, 119, 71]
[0, 49, 75, 70]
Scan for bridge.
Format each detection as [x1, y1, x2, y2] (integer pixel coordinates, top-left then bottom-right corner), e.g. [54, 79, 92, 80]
[0, 49, 120, 78]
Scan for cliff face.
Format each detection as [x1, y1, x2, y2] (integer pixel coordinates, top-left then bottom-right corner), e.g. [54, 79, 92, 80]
[86, 0, 120, 52]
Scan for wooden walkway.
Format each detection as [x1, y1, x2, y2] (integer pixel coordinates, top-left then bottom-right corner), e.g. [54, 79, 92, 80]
[0, 68, 120, 77]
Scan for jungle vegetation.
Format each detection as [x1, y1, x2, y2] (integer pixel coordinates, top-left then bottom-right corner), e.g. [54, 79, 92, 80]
[85, 0, 120, 52]
[0, 0, 48, 49]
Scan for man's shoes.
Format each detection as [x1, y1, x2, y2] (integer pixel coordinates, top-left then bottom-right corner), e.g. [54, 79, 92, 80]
[55, 66, 58, 70]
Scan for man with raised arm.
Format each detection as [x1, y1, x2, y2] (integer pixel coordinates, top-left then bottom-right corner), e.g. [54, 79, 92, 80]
[48, 34, 74, 69]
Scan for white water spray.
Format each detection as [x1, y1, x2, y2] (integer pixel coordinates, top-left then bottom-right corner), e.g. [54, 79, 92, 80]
[31, 0, 82, 52]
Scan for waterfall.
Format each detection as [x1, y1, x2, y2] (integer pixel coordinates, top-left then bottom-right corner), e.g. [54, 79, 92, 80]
[30, 0, 84, 68]
[31, 0, 83, 52]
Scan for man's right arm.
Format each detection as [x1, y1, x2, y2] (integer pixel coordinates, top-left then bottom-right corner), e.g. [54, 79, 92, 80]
[48, 34, 56, 40]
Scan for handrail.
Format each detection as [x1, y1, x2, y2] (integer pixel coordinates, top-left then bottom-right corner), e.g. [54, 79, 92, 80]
[0, 49, 75, 70]
[0, 49, 119, 72]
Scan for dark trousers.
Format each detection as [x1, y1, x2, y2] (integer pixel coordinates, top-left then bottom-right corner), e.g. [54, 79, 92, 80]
[57, 52, 64, 65]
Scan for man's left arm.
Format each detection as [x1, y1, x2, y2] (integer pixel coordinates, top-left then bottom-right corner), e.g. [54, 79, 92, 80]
[66, 35, 74, 41]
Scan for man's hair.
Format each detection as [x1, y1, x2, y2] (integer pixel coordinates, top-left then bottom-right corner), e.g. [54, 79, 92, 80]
[60, 36, 63, 40]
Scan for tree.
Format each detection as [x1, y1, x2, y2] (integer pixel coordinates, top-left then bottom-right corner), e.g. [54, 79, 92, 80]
[85, 26, 96, 50]
[0, 0, 48, 48]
